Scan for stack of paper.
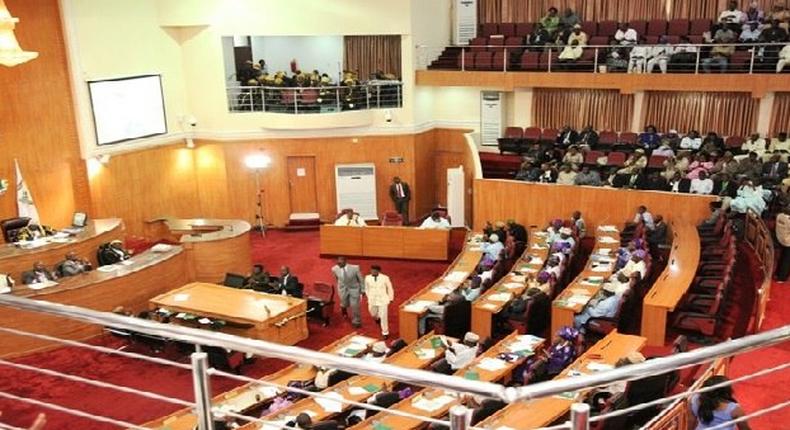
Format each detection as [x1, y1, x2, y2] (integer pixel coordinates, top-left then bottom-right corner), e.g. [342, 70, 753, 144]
[587, 361, 615, 372]
[567, 295, 592, 305]
[97, 265, 118, 273]
[315, 392, 344, 413]
[598, 225, 618, 232]
[349, 335, 375, 346]
[431, 284, 455, 295]
[412, 394, 456, 412]
[26, 280, 58, 290]
[599, 236, 619, 244]
[256, 386, 281, 398]
[414, 348, 437, 360]
[534, 232, 548, 237]
[403, 300, 435, 313]
[510, 275, 526, 283]
[503, 282, 522, 290]
[347, 386, 369, 396]
[598, 248, 612, 255]
[481, 303, 499, 310]
[592, 264, 612, 272]
[488, 292, 512, 302]
[443, 271, 468, 283]
[476, 357, 508, 371]
[173, 293, 190, 302]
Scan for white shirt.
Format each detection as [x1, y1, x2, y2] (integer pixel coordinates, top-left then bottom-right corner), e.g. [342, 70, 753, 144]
[673, 43, 698, 54]
[739, 27, 762, 41]
[614, 28, 638, 44]
[334, 214, 366, 227]
[742, 138, 767, 155]
[419, 216, 451, 230]
[770, 138, 790, 153]
[718, 9, 746, 23]
[446, 343, 478, 370]
[690, 178, 714, 195]
[680, 137, 702, 150]
[619, 259, 646, 279]
[634, 211, 655, 230]
[781, 45, 790, 60]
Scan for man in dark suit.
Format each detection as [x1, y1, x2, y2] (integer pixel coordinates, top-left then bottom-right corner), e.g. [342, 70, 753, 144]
[762, 154, 788, 187]
[22, 261, 57, 285]
[555, 125, 578, 148]
[279, 266, 302, 298]
[389, 176, 411, 224]
[331, 256, 364, 328]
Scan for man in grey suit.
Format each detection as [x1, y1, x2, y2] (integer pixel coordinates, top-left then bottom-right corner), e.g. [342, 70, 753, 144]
[331, 256, 365, 328]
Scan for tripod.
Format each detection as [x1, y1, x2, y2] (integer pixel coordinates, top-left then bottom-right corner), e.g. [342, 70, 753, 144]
[253, 169, 266, 237]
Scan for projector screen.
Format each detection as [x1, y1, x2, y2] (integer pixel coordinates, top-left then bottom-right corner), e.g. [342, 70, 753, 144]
[88, 75, 167, 145]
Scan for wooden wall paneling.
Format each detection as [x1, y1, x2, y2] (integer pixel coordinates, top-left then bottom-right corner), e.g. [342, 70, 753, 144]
[413, 129, 438, 218]
[473, 180, 714, 231]
[194, 144, 233, 219]
[0, 0, 89, 226]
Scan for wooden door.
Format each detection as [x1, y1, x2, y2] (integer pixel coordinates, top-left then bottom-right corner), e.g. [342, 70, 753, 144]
[287, 156, 318, 214]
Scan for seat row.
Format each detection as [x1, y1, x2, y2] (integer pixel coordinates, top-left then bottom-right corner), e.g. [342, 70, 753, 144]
[479, 19, 714, 39]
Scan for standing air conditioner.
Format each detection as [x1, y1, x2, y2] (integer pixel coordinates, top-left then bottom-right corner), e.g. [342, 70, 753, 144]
[453, 0, 478, 45]
[335, 163, 378, 220]
[480, 91, 504, 146]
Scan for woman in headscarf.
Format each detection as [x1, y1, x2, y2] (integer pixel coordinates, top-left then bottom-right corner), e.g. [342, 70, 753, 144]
[615, 241, 638, 270]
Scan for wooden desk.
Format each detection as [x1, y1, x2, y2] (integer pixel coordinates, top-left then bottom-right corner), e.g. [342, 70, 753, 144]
[471, 226, 549, 338]
[398, 233, 485, 342]
[146, 218, 252, 283]
[150, 283, 308, 345]
[0, 246, 188, 357]
[0, 218, 124, 283]
[642, 221, 700, 346]
[551, 226, 621, 339]
[249, 332, 451, 429]
[144, 333, 376, 430]
[479, 331, 646, 430]
[319, 225, 449, 261]
[349, 331, 546, 430]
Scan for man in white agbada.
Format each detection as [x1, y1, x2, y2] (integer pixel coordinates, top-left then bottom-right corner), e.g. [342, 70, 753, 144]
[445, 332, 480, 370]
[334, 210, 366, 227]
[363, 341, 389, 362]
[419, 211, 451, 229]
[364, 265, 395, 338]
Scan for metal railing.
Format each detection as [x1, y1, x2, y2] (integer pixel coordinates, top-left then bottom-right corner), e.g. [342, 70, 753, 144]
[226, 81, 403, 113]
[0, 294, 787, 430]
[418, 42, 789, 74]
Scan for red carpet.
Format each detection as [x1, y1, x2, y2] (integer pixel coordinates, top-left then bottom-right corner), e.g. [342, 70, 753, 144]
[0, 230, 786, 429]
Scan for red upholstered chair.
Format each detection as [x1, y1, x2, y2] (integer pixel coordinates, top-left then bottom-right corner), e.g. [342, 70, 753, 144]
[523, 126, 542, 143]
[307, 282, 335, 326]
[597, 21, 618, 37]
[689, 19, 711, 35]
[504, 36, 523, 48]
[480, 23, 498, 37]
[645, 35, 660, 45]
[618, 132, 639, 146]
[504, 126, 524, 139]
[606, 151, 627, 167]
[665, 35, 681, 44]
[729, 51, 753, 73]
[725, 136, 745, 150]
[458, 50, 475, 69]
[629, 20, 648, 36]
[473, 51, 494, 70]
[520, 51, 542, 71]
[487, 36, 505, 51]
[516, 22, 534, 37]
[646, 20, 667, 36]
[381, 211, 403, 226]
[648, 155, 669, 169]
[539, 50, 561, 71]
[540, 128, 559, 144]
[589, 35, 610, 46]
[688, 35, 705, 44]
[598, 131, 618, 148]
[469, 37, 487, 52]
[667, 19, 689, 36]
[498, 23, 516, 37]
[581, 21, 597, 37]
[583, 289, 634, 339]
[584, 150, 605, 166]
[492, 51, 507, 71]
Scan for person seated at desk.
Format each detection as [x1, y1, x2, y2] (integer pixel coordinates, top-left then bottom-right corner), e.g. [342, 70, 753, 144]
[419, 211, 450, 230]
[480, 234, 504, 267]
[363, 341, 389, 362]
[279, 266, 302, 298]
[14, 224, 55, 242]
[0, 273, 15, 293]
[245, 264, 276, 292]
[615, 240, 640, 270]
[459, 276, 483, 302]
[618, 250, 647, 281]
[286, 412, 339, 430]
[58, 251, 92, 276]
[545, 218, 564, 243]
[554, 227, 576, 250]
[334, 209, 365, 227]
[98, 240, 131, 266]
[605, 272, 633, 296]
[419, 289, 465, 335]
[501, 272, 552, 321]
[543, 255, 562, 280]
[22, 261, 57, 285]
[574, 283, 622, 329]
[589, 352, 646, 412]
[506, 219, 527, 243]
[520, 326, 582, 383]
[444, 332, 481, 371]
[213, 411, 241, 430]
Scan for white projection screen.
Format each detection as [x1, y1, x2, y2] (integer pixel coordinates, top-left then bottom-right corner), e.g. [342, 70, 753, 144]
[88, 75, 167, 145]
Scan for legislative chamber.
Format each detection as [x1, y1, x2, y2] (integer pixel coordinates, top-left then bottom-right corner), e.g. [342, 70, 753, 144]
[0, 0, 786, 429]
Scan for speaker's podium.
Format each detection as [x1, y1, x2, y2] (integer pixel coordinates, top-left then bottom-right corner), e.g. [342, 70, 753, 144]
[149, 283, 308, 345]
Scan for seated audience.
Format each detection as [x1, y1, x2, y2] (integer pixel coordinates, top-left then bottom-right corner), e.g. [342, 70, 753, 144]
[646, 37, 672, 74]
[506, 219, 528, 243]
[628, 41, 650, 73]
[556, 164, 577, 185]
[245, 264, 275, 292]
[638, 125, 661, 150]
[363, 341, 389, 362]
[618, 250, 647, 281]
[614, 22, 638, 45]
[98, 240, 131, 265]
[616, 240, 640, 269]
[652, 140, 675, 157]
[687, 154, 714, 179]
[725, 179, 769, 214]
[745, 2, 764, 24]
[633, 205, 655, 230]
[567, 24, 588, 46]
[558, 39, 584, 65]
[562, 145, 584, 167]
[540, 7, 561, 36]
[702, 31, 736, 73]
[560, 7, 581, 32]
[574, 283, 622, 329]
[606, 272, 634, 296]
[557, 126, 579, 147]
[739, 21, 762, 43]
[528, 23, 552, 49]
[59, 251, 92, 276]
[769, 132, 790, 154]
[648, 215, 668, 247]
[578, 125, 599, 148]
[574, 165, 603, 186]
[419, 289, 464, 334]
[444, 332, 480, 371]
[419, 211, 451, 229]
[334, 209, 365, 227]
[711, 152, 739, 180]
[680, 130, 703, 151]
[572, 211, 586, 238]
[701, 132, 725, 154]
[554, 227, 576, 250]
[689, 376, 751, 430]
[777, 43, 790, 73]
[718, 1, 746, 25]
[521, 326, 582, 382]
[22, 261, 57, 285]
[690, 171, 714, 194]
[737, 152, 764, 180]
[762, 154, 788, 186]
[669, 37, 698, 69]
[617, 150, 648, 175]
[279, 266, 302, 298]
[459, 276, 483, 301]
[643, 171, 669, 191]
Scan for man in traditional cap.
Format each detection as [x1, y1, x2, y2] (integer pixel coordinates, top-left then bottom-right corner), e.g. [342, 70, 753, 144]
[99, 239, 131, 265]
[419, 211, 450, 229]
[481, 234, 504, 266]
[363, 341, 389, 362]
[59, 251, 92, 276]
[555, 227, 576, 250]
[445, 332, 480, 370]
[574, 282, 622, 329]
[364, 265, 394, 339]
[618, 250, 647, 280]
[22, 261, 57, 285]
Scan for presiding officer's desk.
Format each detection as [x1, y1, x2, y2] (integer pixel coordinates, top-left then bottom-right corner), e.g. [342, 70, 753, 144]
[479, 330, 646, 430]
[398, 233, 485, 342]
[150, 282, 308, 345]
[0, 245, 188, 357]
[642, 221, 700, 346]
[145, 218, 252, 283]
[0, 218, 124, 283]
[319, 224, 450, 261]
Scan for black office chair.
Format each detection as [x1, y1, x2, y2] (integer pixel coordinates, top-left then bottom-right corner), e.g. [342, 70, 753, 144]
[441, 300, 472, 339]
[223, 273, 247, 288]
[387, 338, 407, 355]
[0, 217, 30, 242]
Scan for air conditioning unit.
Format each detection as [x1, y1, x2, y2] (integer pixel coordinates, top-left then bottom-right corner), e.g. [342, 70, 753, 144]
[480, 91, 504, 146]
[453, 0, 477, 45]
[335, 163, 378, 220]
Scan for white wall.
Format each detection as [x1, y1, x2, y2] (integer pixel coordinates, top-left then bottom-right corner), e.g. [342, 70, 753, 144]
[249, 36, 344, 79]
[221, 36, 236, 84]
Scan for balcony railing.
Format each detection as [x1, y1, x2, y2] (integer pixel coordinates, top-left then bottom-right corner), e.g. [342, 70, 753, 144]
[418, 42, 789, 74]
[226, 81, 403, 114]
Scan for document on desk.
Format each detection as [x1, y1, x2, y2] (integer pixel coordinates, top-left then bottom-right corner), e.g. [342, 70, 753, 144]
[414, 348, 437, 360]
[481, 303, 499, 310]
[26, 280, 58, 290]
[349, 335, 375, 346]
[591, 264, 612, 272]
[510, 274, 526, 283]
[488, 292, 512, 302]
[257, 386, 282, 398]
[567, 295, 592, 305]
[431, 284, 455, 295]
[503, 282, 522, 290]
[476, 357, 508, 371]
[315, 392, 344, 413]
[443, 271, 468, 283]
[598, 236, 619, 244]
[412, 393, 456, 412]
[97, 265, 118, 272]
[587, 361, 615, 372]
[598, 248, 613, 255]
[403, 300, 435, 313]
[348, 386, 369, 396]
[598, 225, 618, 232]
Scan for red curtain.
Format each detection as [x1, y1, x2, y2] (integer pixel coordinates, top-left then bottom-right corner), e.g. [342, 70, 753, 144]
[770, 93, 790, 137]
[343, 36, 402, 80]
[643, 91, 759, 136]
[479, 0, 666, 23]
[533, 88, 634, 131]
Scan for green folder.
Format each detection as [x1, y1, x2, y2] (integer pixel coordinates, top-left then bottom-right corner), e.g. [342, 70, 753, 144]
[464, 370, 480, 380]
[373, 423, 393, 430]
[363, 383, 380, 393]
[430, 336, 443, 348]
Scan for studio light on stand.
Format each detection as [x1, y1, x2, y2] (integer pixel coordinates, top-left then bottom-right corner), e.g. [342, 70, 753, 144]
[244, 153, 271, 237]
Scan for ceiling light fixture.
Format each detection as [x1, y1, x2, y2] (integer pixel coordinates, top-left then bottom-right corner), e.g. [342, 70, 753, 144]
[0, 0, 38, 67]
